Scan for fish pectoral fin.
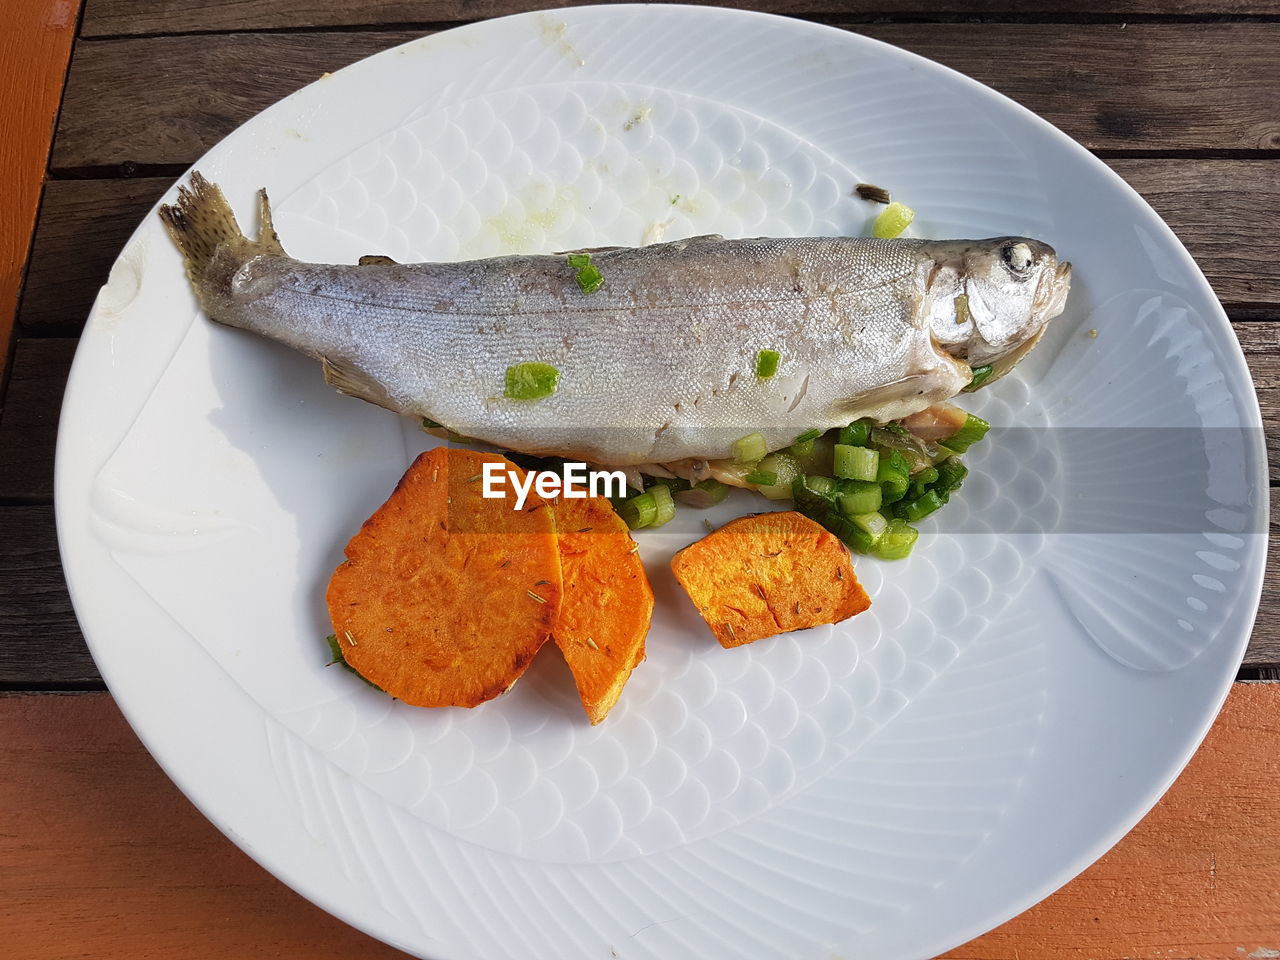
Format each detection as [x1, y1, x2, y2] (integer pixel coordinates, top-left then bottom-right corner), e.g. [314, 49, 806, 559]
[839, 365, 971, 423]
[357, 254, 398, 266]
[321, 357, 394, 409]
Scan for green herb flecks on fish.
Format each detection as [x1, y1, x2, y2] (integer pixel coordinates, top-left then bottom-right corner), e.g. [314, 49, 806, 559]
[159, 173, 1071, 468]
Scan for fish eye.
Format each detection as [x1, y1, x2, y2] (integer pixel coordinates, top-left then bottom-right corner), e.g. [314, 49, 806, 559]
[1002, 241, 1034, 275]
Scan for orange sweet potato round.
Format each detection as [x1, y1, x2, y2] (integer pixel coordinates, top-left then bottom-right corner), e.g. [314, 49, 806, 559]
[551, 495, 653, 724]
[671, 511, 870, 648]
[326, 447, 562, 707]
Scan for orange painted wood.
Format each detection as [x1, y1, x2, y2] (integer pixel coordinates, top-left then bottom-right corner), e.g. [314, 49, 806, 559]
[1, 686, 1278, 958]
[0, 0, 80, 366]
[0, 693, 408, 959]
[945, 683, 1280, 959]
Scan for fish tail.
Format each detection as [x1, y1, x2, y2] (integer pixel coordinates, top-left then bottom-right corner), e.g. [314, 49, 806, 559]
[158, 171, 286, 295]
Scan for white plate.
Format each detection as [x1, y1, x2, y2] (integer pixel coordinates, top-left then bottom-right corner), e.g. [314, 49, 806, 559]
[56, 6, 1267, 958]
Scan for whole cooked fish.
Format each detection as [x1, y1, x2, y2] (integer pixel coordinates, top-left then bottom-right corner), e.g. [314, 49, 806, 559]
[160, 173, 1071, 466]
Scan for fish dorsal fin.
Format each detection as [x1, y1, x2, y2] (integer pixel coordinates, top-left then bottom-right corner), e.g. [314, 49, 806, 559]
[358, 254, 397, 266]
[255, 188, 287, 256]
[321, 357, 394, 410]
[552, 236, 724, 257]
[551, 245, 625, 256]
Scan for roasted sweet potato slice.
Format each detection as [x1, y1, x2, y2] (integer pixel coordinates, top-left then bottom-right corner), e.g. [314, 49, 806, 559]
[326, 447, 562, 707]
[551, 495, 653, 724]
[671, 511, 870, 648]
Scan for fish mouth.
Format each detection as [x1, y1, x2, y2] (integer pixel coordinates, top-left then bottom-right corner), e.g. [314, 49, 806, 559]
[1038, 259, 1072, 320]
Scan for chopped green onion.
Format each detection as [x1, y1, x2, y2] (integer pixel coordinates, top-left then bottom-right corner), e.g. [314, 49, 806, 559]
[838, 418, 873, 447]
[850, 510, 889, 542]
[676, 479, 731, 508]
[789, 481, 898, 555]
[908, 467, 939, 501]
[943, 412, 991, 453]
[732, 431, 769, 464]
[755, 349, 781, 379]
[932, 457, 968, 501]
[752, 453, 802, 500]
[576, 263, 603, 294]
[324, 634, 385, 689]
[898, 489, 945, 522]
[880, 475, 910, 504]
[966, 364, 994, 391]
[325, 633, 345, 663]
[837, 480, 882, 517]
[788, 438, 816, 459]
[872, 519, 919, 560]
[421, 417, 442, 429]
[759, 453, 801, 479]
[649, 483, 676, 527]
[567, 253, 604, 294]
[794, 428, 822, 444]
[504, 362, 559, 401]
[833, 444, 879, 481]
[619, 491, 658, 529]
[878, 448, 910, 474]
[871, 201, 915, 239]
[826, 511, 877, 553]
[793, 474, 838, 503]
[644, 476, 692, 494]
[876, 448, 911, 491]
[744, 470, 778, 486]
[789, 433, 833, 470]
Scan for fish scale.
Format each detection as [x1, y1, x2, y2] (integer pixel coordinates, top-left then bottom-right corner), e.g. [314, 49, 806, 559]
[161, 173, 1071, 466]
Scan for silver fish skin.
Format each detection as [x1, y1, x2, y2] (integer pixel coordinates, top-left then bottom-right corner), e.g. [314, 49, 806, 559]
[160, 173, 1071, 466]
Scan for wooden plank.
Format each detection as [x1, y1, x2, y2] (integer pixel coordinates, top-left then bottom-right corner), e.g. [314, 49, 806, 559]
[0, 685, 1275, 958]
[1106, 161, 1280, 315]
[1236, 322, 1280, 483]
[16, 177, 170, 336]
[77, 0, 1280, 38]
[53, 31, 424, 170]
[1261, 487, 1280, 670]
[51, 24, 1280, 169]
[0, 0, 82, 368]
[0, 339, 76, 501]
[14, 163, 1277, 338]
[0, 507, 98, 686]
[0, 692, 409, 957]
[944, 682, 1280, 958]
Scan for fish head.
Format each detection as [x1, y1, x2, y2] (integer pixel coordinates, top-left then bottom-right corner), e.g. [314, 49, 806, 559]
[924, 238, 1072, 379]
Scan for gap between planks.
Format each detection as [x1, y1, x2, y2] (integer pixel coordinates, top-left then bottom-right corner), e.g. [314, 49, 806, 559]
[72, 0, 1280, 38]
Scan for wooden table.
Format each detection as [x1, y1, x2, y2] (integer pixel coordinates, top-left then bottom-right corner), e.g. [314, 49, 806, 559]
[2, 1, 1278, 957]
